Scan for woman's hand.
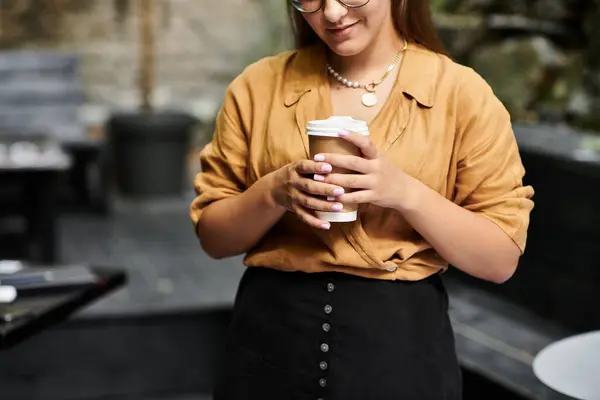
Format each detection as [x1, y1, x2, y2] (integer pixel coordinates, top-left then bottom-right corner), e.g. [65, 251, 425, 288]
[269, 160, 346, 229]
[313, 131, 412, 210]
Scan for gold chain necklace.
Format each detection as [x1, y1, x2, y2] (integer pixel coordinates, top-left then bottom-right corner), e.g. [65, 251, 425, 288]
[326, 39, 407, 107]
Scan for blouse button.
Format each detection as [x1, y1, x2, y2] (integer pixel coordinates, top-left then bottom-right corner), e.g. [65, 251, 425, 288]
[324, 304, 332, 314]
[320, 343, 329, 353]
[327, 283, 335, 292]
[319, 378, 327, 387]
[320, 361, 328, 370]
[322, 322, 331, 332]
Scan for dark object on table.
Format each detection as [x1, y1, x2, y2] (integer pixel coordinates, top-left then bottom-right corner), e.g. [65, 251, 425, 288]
[0, 263, 97, 290]
[0, 264, 126, 350]
[107, 111, 197, 197]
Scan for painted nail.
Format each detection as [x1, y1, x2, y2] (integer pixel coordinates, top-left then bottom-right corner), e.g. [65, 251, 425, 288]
[314, 174, 325, 181]
[327, 196, 336, 201]
[333, 188, 344, 196]
[338, 130, 350, 137]
[332, 203, 343, 212]
[321, 223, 331, 230]
[321, 164, 332, 172]
[314, 154, 325, 162]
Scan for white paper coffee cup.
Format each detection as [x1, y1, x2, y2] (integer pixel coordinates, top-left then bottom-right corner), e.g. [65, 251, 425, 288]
[306, 116, 369, 223]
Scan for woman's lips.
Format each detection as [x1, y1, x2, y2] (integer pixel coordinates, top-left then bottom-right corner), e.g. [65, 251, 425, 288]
[326, 21, 360, 39]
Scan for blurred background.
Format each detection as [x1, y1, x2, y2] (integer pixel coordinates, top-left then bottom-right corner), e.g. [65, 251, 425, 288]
[0, 0, 598, 399]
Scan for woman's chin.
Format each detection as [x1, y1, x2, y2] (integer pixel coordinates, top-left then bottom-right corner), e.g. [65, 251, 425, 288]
[324, 39, 368, 58]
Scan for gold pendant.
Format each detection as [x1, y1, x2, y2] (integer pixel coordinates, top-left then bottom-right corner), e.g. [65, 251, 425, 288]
[361, 92, 377, 107]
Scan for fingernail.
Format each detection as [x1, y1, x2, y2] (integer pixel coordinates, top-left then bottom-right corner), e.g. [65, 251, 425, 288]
[338, 130, 350, 137]
[321, 223, 331, 230]
[333, 188, 344, 196]
[332, 203, 343, 212]
[321, 164, 332, 172]
[314, 154, 325, 162]
[314, 174, 325, 181]
[327, 196, 336, 201]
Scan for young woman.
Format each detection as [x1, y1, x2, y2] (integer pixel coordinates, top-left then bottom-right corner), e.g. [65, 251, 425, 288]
[191, 0, 534, 398]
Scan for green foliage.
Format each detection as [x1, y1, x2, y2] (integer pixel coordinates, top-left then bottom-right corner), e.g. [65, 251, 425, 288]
[430, 0, 449, 13]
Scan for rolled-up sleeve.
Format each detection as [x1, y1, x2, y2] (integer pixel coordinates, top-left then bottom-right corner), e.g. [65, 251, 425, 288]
[190, 83, 248, 232]
[453, 69, 535, 253]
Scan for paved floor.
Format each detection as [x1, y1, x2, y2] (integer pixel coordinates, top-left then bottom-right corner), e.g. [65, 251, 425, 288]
[58, 194, 246, 317]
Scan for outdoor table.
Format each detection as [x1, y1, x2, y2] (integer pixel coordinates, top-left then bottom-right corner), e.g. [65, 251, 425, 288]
[0, 264, 127, 350]
[533, 330, 600, 400]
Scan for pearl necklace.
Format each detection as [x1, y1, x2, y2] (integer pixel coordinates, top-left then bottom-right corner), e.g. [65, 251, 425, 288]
[326, 40, 407, 107]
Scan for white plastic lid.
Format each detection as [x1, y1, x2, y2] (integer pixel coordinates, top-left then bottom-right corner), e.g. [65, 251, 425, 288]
[315, 210, 358, 222]
[307, 116, 369, 137]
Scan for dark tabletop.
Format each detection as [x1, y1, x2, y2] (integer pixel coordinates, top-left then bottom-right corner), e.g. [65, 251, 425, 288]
[0, 266, 127, 350]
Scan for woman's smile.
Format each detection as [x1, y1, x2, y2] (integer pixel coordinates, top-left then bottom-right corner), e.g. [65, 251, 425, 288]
[325, 20, 362, 40]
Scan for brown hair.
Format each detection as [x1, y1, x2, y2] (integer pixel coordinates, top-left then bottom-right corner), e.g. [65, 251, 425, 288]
[287, 0, 447, 55]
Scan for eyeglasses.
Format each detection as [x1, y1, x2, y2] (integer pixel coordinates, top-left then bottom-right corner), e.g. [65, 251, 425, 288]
[289, 0, 371, 13]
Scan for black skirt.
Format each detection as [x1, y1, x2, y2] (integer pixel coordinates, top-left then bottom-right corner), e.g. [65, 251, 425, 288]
[214, 266, 462, 400]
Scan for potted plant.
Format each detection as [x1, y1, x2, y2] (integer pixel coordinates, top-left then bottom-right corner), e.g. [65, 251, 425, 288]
[107, 0, 197, 198]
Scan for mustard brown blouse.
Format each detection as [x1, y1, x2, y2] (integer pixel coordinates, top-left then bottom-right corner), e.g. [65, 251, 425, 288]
[190, 42, 535, 281]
